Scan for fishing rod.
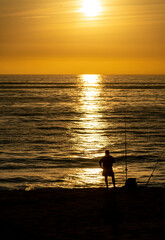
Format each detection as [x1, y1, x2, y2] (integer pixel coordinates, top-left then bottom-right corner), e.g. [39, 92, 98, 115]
[145, 92, 165, 187]
[124, 105, 137, 189]
[146, 149, 165, 186]
[124, 107, 128, 182]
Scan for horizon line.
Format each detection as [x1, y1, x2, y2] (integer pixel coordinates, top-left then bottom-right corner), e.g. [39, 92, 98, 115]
[0, 73, 165, 76]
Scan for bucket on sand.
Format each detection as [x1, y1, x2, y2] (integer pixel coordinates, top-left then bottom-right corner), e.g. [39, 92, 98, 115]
[125, 178, 137, 189]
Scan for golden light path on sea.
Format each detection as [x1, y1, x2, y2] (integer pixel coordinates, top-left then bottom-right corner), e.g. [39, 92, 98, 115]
[78, 74, 110, 157]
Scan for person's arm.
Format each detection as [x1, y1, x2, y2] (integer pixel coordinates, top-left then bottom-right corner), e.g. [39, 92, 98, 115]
[99, 158, 103, 168]
[111, 156, 115, 163]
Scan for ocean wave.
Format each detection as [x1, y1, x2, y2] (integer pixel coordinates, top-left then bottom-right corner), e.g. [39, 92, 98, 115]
[0, 176, 66, 184]
[0, 154, 161, 171]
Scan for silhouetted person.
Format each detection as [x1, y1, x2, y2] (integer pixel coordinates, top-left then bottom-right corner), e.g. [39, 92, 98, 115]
[99, 150, 115, 188]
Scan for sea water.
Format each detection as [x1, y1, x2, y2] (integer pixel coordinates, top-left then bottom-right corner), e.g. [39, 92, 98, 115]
[0, 74, 165, 190]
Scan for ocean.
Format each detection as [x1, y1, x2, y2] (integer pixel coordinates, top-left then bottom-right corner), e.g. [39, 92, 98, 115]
[0, 74, 165, 190]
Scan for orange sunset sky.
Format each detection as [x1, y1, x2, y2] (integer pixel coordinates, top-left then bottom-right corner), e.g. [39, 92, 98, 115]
[0, 0, 164, 74]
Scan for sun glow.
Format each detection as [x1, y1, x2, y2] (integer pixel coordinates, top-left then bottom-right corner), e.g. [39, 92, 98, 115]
[81, 0, 102, 17]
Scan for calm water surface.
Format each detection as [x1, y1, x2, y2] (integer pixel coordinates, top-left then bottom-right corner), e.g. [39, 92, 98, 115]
[0, 75, 165, 190]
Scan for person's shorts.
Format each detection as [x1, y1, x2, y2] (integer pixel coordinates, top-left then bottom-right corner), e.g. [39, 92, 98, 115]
[102, 169, 114, 176]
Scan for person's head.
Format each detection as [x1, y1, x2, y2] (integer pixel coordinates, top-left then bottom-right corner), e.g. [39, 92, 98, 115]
[105, 150, 109, 156]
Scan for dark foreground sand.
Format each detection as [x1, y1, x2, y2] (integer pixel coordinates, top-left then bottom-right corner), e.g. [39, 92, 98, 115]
[0, 187, 164, 240]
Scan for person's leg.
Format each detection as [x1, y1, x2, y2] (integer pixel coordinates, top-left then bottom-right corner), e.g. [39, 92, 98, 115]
[105, 176, 108, 188]
[112, 173, 116, 188]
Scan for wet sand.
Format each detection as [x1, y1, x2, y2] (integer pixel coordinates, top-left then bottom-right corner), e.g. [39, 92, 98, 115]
[0, 187, 164, 240]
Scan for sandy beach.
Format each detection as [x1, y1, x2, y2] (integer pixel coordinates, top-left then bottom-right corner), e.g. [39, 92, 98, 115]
[0, 187, 164, 240]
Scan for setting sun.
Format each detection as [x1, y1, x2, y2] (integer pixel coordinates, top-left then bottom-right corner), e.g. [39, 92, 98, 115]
[81, 0, 102, 17]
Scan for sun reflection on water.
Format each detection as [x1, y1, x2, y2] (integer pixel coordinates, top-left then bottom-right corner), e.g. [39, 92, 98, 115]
[69, 168, 103, 187]
[81, 74, 100, 86]
[77, 74, 109, 156]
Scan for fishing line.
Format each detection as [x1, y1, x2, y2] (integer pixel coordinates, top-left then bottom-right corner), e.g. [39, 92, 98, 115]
[146, 149, 165, 186]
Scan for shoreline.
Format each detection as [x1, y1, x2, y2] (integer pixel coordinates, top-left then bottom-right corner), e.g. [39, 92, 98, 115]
[0, 187, 164, 239]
